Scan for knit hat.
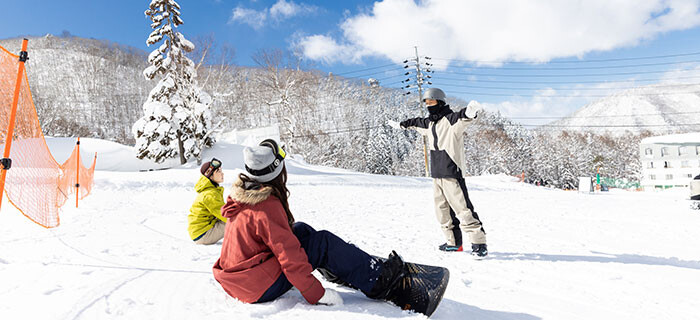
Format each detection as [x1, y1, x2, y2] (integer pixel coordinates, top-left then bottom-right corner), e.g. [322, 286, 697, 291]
[243, 139, 286, 183]
[200, 158, 222, 178]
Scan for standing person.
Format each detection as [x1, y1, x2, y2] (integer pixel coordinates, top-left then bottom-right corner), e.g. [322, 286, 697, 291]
[213, 139, 407, 306]
[387, 88, 488, 258]
[188, 158, 226, 245]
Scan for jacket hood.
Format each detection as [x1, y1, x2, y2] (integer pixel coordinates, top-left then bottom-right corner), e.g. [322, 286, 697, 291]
[194, 175, 218, 193]
[221, 177, 273, 219]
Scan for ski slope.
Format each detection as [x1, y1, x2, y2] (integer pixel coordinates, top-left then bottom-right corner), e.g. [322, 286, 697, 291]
[1, 137, 699, 320]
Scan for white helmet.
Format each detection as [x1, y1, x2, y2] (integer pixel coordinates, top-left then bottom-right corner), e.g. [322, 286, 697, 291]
[422, 88, 446, 103]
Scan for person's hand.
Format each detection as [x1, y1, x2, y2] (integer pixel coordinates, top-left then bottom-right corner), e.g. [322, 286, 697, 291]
[317, 288, 344, 306]
[465, 100, 483, 119]
[386, 120, 402, 129]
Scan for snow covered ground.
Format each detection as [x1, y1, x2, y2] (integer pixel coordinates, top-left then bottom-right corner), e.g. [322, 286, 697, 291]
[1, 137, 699, 320]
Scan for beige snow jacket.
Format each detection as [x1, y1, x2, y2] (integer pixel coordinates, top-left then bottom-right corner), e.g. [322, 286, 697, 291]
[400, 104, 476, 178]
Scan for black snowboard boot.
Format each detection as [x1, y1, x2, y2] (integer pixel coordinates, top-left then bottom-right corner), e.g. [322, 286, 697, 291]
[366, 251, 406, 300]
[438, 243, 463, 252]
[471, 243, 488, 259]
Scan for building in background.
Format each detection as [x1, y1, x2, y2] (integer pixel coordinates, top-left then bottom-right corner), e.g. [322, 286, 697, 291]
[640, 132, 700, 190]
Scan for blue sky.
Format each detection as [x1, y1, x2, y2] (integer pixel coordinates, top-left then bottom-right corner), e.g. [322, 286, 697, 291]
[2, 0, 700, 124]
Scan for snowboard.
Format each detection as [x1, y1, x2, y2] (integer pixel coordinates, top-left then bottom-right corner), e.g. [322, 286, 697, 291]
[374, 256, 450, 317]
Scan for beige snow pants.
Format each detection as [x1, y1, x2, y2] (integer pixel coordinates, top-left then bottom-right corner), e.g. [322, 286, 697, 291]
[194, 220, 226, 245]
[433, 177, 486, 246]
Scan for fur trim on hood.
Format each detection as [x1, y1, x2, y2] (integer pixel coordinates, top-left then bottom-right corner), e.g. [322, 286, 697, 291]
[230, 177, 273, 205]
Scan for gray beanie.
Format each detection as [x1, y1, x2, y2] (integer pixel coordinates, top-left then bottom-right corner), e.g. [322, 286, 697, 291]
[243, 140, 285, 183]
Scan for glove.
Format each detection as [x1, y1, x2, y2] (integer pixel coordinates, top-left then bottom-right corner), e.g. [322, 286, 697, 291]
[317, 288, 344, 306]
[464, 100, 483, 119]
[386, 120, 402, 129]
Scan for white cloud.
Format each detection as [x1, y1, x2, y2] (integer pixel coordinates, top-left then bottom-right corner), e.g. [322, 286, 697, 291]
[270, 0, 317, 20]
[230, 7, 268, 30]
[298, 0, 700, 66]
[296, 35, 365, 64]
[659, 63, 700, 83]
[230, 0, 318, 29]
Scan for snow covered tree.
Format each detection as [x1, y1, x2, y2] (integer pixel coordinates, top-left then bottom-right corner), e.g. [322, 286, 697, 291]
[132, 0, 214, 164]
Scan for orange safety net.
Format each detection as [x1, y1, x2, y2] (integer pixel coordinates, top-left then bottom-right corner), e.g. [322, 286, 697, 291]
[0, 40, 96, 228]
[58, 140, 97, 208]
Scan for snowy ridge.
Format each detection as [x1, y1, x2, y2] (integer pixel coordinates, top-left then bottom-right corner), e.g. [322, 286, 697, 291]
[1, 137, 699, 319]
[641, 131, 700, 144]
[553, 83, 700, 135]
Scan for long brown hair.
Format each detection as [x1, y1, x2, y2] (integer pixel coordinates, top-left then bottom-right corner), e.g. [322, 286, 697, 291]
[239, 166, 294, 227]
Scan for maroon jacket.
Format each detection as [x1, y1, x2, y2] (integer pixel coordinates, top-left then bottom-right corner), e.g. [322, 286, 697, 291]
[212, 178, 324, 304]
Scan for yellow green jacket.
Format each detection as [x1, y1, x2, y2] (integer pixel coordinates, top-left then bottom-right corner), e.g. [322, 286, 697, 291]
[188, 175, 226, 240]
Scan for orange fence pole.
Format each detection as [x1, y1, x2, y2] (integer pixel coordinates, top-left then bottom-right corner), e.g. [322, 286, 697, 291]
[0, 39, 28, 211]
[76, 137, 80, 208]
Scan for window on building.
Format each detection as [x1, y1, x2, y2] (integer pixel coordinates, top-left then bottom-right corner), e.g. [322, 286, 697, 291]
[696, 145, 700, 155]
[661, 147, 668, 157]
[679, 146, 689, 156]
[650, 174, 656, 180]
[645, 148, 653, 156]
[647, 162, 654, 169]
[666, 174, 673, 180]
[682, 160, 690, 168]
[687, 174, 693, 179]
[664, 161, 671, 168]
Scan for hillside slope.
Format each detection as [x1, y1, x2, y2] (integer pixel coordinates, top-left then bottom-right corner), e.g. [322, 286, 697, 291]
[0, 137, 698, 319]
[553, 83, 700, 135]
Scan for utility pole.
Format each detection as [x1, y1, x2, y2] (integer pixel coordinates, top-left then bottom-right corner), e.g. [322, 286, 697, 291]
[402, 46, 434, 177]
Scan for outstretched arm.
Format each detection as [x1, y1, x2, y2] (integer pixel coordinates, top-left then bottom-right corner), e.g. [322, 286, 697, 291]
[401, 117, 431, 136]
[386, 117, 430, 135]
[400, 117, 430, 129]
[451, 101, 482, 132]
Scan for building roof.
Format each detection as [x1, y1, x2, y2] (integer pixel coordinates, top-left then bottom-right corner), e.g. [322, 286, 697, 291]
[641, 132, 700, 144]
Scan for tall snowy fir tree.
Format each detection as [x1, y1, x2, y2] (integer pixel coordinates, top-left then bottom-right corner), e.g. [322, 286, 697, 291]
[132, 0, 214, 164]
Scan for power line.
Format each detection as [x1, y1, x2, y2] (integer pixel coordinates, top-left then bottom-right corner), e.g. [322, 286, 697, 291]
[478, 126, 688, 132]
[332, 63, 402, 76]
[444, 89, 700, 98]
[278, 121, 699, 138]
[281, 124, 386, 138]
[382, 80, 405, 87]
[434, 81, 700, 92]
[333, 67, 407, 81]
[430, 59, 700, 71]
[328, 50, 700, 84]
[438, 68, 696, 78]
[510, 111, 700, 120]
[430, 50, 700, 64]
[375, 73, 411, 82]
[430, 75, 700, 85]
[519, 123, 700, 128]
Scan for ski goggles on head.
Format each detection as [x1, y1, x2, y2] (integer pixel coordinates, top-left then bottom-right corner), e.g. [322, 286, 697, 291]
[204, 158, 222, 177]
[211, 158, 222, 170]
[246, 139, 286, 177]
[260, 139, 286, 161]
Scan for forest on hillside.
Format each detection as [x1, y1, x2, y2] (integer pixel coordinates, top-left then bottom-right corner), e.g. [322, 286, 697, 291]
[0, 35, 662, 188]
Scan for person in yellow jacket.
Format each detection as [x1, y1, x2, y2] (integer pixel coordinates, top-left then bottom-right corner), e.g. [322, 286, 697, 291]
[188, 158, 226, 245]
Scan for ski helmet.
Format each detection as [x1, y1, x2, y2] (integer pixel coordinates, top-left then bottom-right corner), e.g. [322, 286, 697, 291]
[422, 88, 446, 103]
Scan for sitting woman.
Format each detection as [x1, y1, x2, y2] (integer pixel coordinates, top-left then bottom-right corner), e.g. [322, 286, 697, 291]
[188, 158, 227, 245]
[213, 139, 405, 306]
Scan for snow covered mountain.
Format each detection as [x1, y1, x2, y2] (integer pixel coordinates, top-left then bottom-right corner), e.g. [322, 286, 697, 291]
[552, 83, 700, 135]
[0, 35, 152, 143]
